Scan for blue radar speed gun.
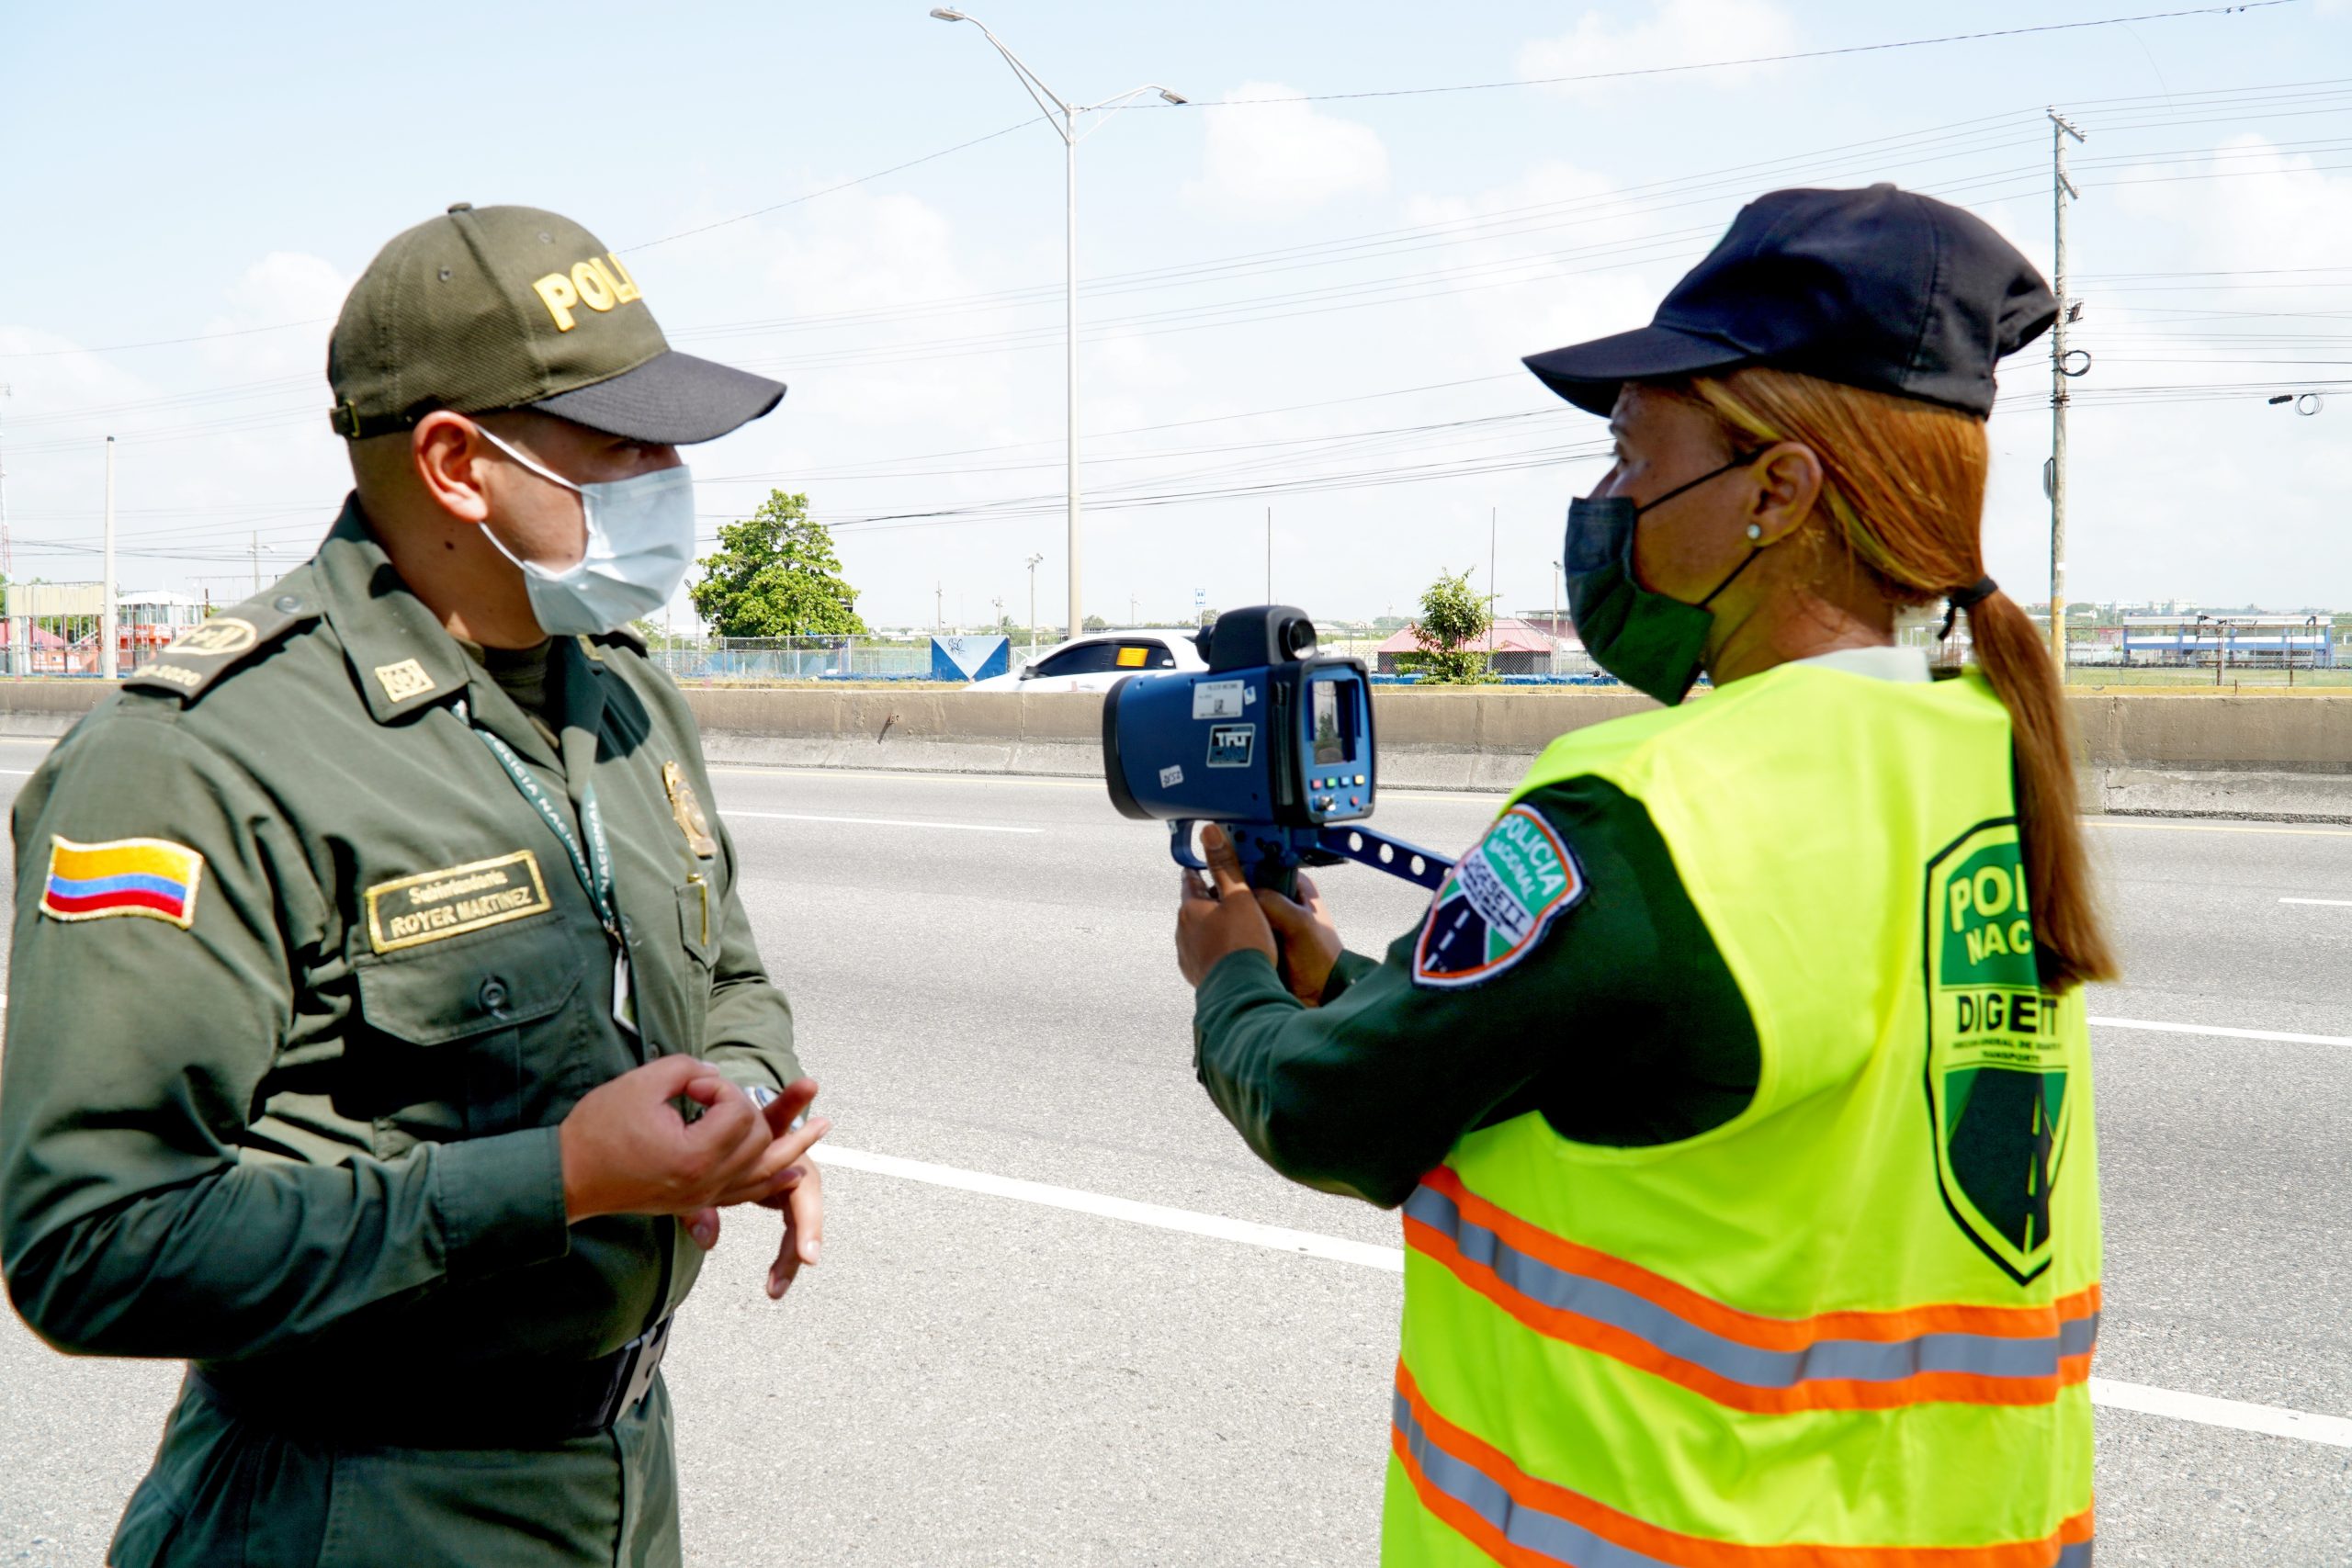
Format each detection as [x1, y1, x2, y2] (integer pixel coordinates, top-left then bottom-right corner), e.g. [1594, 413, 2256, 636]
[1102, 605, 1455, 897]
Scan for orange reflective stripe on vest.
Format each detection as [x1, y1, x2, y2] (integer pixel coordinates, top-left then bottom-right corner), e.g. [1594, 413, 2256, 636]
[1393, 1363, 2095, 1568]
[1405, 1169, 2098, 1415]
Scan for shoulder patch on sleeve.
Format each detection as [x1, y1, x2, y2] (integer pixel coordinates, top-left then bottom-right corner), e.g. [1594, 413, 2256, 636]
[122, 590, 321, 704]
[40, 835, 206, 928]
[1411, 803, 1586, 989]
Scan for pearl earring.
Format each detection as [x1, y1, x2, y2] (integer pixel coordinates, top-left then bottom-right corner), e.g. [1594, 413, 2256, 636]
[1746, 524, 1764, 541]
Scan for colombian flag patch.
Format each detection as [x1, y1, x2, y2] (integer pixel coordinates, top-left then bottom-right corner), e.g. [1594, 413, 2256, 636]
[40, 835, 205, 929]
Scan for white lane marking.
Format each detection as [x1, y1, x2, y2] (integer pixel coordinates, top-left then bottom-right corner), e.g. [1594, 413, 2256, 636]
[2091, 1016, 2351, 1048]
[2089, 818, 2352, 839]
[0, 769, 32, 776]
[722, 811, 1042, 835]
[819, 1145, 1402, 1272]
[2089, 1378, 2352, 1449]
[824, 1142, 2352, 1446]
[2278, 897, 2352, 907]
[709, 765, 1098, 792]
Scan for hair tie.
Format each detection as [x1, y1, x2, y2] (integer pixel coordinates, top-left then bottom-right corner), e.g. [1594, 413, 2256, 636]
[1939, 577, 1998, 640]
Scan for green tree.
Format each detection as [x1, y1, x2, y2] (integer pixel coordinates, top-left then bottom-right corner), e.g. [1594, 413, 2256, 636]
[1408, 567, 1499, 684]
[1081, 614, 1108, 632]
[689, 491, 867, 638]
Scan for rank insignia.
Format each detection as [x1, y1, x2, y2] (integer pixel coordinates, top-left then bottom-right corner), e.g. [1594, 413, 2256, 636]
[41, 835, 206, 929]
[1411, 805, 1585, 988]
[373, 659, 437, 704]
[664, 761, 718, 858]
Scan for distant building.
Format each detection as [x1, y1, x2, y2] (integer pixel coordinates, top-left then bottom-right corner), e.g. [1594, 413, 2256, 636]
[1373, 616, 1561, 674]
[2119, 614, 2334, 668]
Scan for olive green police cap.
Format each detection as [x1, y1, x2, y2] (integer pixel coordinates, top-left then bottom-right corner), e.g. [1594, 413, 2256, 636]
[328, 203, 784, 446]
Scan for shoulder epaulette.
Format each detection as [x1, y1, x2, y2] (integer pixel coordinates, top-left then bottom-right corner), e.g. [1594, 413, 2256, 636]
[582, 625, 648, 660]
[122, 584, 323, 704]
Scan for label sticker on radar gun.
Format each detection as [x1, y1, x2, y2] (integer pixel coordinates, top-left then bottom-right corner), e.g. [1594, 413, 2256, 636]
[1159, 764, 1185, 788]
[1192, 681, 1247, 720]
[1412, 806, 1586, 988]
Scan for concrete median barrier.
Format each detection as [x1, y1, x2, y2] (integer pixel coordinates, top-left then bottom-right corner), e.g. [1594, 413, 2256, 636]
[6, 678, 2351, 819]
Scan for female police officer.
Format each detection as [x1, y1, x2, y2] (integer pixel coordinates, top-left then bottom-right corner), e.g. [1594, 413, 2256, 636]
[1176, 184, 2115, 1567]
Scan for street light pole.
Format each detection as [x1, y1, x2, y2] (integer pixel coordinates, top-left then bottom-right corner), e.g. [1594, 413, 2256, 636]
[1025, 552, 1044, 654]
[930, 8, 1184, 646]
[1550, 557, 1562, 676]
[101, 436, 117, 681]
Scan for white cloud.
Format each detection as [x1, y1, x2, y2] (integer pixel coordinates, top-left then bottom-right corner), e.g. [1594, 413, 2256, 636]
[2113, 133, 2352, 273]
[198, 251, 350, 378]
[1517, 0, 1798, 93]
[1186, 83, 1387, 215]
[1397, 162, 1673, 373]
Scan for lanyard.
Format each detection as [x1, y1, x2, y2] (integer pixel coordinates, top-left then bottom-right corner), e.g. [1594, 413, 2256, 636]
[460, 700, 637, 1032]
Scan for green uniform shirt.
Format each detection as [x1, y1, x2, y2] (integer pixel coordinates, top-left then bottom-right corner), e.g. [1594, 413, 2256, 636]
[1192, 776, 1759, 1208]
[0, 498, 799, 1378]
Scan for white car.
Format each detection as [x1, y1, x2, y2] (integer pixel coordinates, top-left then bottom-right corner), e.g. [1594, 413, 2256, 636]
[967, 629, 1207, 693]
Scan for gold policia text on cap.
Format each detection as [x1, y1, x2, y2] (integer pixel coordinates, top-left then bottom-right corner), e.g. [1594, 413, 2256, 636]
[530, 254, 646, 333]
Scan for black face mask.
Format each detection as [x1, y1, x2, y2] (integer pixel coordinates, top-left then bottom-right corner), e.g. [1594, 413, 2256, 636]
[1563, 458, 1764, 705]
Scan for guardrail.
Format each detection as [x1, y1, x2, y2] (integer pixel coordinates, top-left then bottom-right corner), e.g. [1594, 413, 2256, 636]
[7, 680, 2352, 819]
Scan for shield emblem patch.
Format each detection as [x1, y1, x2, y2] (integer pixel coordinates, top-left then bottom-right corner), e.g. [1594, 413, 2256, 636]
[1923, 821, 2073, 1284]
[1412, 805, 1586, 988]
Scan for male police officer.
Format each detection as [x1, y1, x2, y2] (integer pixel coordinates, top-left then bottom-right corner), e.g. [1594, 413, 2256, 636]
[0, 204, 823, 1566]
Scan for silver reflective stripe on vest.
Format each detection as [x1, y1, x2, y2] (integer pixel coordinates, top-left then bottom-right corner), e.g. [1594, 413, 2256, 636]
[1405, 1182, 2098, 1390]
[1395, 1388, 1679, 1568]
[1394, 1389, 2097, 1567]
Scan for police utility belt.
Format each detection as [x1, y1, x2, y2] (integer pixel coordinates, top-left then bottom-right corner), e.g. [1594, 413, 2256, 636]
[190, 1316, 672, 1447]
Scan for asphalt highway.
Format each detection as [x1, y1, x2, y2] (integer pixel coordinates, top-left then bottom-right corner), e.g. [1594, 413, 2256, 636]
[0, 732, 2347, 1564]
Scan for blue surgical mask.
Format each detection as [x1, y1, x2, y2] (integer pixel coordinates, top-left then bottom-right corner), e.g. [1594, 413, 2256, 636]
[474, 427, 697, 637]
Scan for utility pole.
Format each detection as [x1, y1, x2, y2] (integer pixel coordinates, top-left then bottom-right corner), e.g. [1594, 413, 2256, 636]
[101, 436, 118, 680]
[1264, 506, 1272, 604]
[251, 531, 264, 596]
[1025, 553, 1044, 653]
[1550, 557, 1562, 675]
[934, 581, 944, 636]
[1129, 592, 1138, 626]
[1489, 506, 1498, 624]
[0, 382, 13, 579]
[2048, 108, 2086, 676]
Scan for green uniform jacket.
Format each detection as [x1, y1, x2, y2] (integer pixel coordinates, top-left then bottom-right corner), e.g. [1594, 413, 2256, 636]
[1193, 775, 1760, 1207]
[0, 498, 800, 1378]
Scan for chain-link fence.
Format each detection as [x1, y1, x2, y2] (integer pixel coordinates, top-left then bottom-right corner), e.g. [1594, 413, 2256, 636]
[645, 637, 935, 682]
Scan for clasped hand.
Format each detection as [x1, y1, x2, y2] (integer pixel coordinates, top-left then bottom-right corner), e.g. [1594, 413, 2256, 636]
[1174, 824, 1345, 1005]
[559, 1059, 828, 1300]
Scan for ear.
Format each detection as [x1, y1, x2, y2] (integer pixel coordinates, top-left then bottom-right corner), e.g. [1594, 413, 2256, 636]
[412, 411, 493, 525]
[1742, 441, 1826, 547]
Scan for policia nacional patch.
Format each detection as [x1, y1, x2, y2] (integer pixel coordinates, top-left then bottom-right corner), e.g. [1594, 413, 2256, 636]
[1412, 805, 1586, 988]
[1923, 819, 2072, 1284]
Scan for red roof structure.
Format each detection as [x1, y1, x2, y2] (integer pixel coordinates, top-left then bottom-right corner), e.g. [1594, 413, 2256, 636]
[1371, 616, 1559, 656]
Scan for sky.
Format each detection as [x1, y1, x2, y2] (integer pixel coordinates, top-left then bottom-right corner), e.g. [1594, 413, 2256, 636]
[3, 0, 2348, 631]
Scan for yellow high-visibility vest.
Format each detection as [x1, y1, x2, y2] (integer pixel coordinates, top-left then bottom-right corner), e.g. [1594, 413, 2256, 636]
[1385, 663, 2099, 1567]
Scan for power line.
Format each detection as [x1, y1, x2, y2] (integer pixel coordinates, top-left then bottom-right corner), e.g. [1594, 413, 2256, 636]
[620, 114, 1048, 254]
[1185, 3, 2304, 105]
[0, 320, 329, 361]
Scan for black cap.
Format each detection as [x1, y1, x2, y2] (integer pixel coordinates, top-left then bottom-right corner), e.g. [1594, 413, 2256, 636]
[1522, 185, 2056, 420]
[329, 204, 784, 446]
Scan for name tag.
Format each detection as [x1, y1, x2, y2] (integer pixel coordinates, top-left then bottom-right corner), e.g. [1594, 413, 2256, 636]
[366, 851, 553, 953]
